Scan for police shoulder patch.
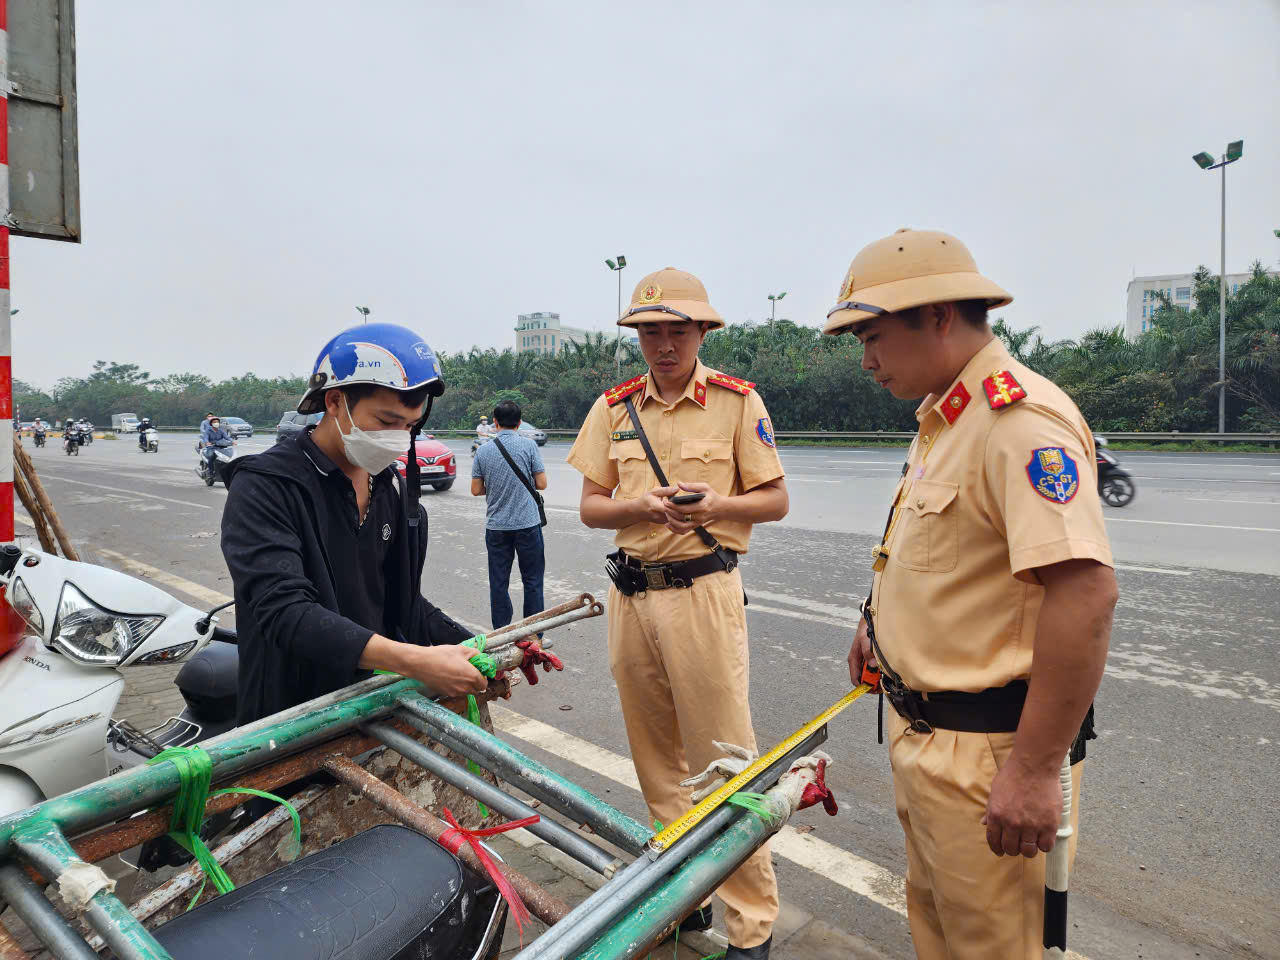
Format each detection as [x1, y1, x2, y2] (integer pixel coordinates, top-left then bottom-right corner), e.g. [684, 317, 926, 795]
[604, 374, 647, 407]
[756, 417, 776, 447]
[983, 370, 1027, 410]
[708, 372, 755, 396]
[1026, 446, 1079, 504]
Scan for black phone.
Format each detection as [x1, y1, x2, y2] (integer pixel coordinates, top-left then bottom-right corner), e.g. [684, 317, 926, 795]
[670, 492, 706, 505]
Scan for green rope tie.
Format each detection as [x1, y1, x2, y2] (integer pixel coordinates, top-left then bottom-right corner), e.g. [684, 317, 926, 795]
[725, 791, 781, 826]
[148, 746, 302, 909]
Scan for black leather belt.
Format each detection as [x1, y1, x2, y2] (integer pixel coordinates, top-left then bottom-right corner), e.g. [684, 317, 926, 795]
[884, 678, 1027, 734]
[618, 548, 737, 590]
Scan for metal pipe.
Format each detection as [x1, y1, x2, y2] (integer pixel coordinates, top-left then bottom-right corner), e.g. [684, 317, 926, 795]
[0, 677, 426, 857]
[322, 755, 572, 926]
[484, 593, 594, 644]
[395, 694, 651, 855]
[12, 819, 171, 960]
[364, 722, 621, 877]
[482, 604, 604, 651]
[511, 726, 828, 960]
[0, 919, 31, 960]
[575, 789, 794, 960]
[0, 864, 98, 960]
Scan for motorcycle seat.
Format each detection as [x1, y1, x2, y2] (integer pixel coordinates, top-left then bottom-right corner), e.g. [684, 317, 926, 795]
[174, 640, 239, 721]
[149, 824, 496, 960]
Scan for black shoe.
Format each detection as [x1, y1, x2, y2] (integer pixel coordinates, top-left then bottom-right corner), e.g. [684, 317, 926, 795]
[678, 904, 713, 934]
[725, 935, 772, 959]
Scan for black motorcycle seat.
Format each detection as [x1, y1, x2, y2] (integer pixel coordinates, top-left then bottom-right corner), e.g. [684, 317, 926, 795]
[174, 641, 239, 720]
[150, 824, 480, 960]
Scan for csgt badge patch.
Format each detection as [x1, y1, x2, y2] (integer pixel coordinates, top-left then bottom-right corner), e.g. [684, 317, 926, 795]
[756, 417, 776, 448]
[1026, 446, 1079, 504]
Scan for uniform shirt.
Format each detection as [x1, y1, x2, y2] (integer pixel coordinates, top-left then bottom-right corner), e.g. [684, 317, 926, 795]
[472, 430, 546, 531]
[871, 337, 1113, 693]
[297, 429, 398, 641]
[568, 359, 785, 563]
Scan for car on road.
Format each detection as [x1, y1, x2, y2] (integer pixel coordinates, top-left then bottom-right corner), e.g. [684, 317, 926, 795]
[220, 416, 254, 439]
[275, 410, 323, 444]
[518, 422, 547, 446]
[394, 436, 456, 491]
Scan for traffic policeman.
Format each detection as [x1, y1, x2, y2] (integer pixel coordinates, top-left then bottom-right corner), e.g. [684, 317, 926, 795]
[568, 267, 788, 959]
[828, 229, 1117, 959]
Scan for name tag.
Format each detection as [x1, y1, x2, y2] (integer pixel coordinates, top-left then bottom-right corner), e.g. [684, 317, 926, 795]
[611, 430, 639, 442]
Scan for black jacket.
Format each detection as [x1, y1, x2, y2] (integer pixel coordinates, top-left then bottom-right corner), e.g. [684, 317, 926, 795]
[221, 432, 470, 724]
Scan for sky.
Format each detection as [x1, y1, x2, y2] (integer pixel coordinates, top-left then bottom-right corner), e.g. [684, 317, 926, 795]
[10, 0, 1280, 389]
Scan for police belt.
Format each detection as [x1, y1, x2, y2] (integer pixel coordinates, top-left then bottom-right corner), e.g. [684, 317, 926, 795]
[881, 674, 1027, 734]
[615, 547, 738, 591]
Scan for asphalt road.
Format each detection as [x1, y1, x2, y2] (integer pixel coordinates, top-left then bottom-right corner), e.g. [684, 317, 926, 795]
[15, 432, 1280, 959]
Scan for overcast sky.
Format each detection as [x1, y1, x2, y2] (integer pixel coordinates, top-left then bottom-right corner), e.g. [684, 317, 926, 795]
[11, 0, 1280, 389]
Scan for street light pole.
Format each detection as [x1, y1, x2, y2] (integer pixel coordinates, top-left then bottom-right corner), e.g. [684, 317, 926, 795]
[767, 292, 787, 333]
[1193, 140, 1242, 435]
[605, 256, 627, 376]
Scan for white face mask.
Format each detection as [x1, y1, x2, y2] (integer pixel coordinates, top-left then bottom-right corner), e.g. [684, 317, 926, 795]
[339, 395, 411, 474]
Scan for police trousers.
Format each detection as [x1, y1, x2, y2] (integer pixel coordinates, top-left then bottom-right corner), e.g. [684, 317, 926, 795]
[607, 566, 778, 949]
[888, 710, 1084, 960]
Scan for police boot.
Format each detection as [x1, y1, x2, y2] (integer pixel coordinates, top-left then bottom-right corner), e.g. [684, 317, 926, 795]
[725, 936, 772, 959]
[677, 904, 713, 934]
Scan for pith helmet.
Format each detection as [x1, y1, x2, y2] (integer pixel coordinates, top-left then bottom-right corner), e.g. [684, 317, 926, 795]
[823, 228, 1012, 335]
[618, 267, 724, 330]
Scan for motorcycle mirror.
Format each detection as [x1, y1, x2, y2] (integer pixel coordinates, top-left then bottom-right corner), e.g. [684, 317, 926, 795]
[195, 599, 235, 635]
[0, 545, 21, 579]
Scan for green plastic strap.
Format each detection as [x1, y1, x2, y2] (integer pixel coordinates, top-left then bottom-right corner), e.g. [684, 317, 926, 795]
[148, 746, 302, 909]
[725, 791, 780, 826]
[461, 635, 495, 818]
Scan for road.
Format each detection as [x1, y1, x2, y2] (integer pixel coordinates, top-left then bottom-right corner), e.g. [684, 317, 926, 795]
[15, 432, 1280, 959]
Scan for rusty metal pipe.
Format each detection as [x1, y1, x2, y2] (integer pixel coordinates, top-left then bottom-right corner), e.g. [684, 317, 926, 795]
[483, 604, 604, 652]
[483, 593, 593, 644]
[0, 864, 91, 960]
[322, 756, 571, 926]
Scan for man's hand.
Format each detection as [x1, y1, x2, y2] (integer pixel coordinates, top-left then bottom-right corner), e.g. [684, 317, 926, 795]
[635, 485, 679, 525]
[982, 759, 1062, 857]
[397, 643, 489, 698]
[662, 482, 726, 534]
[847, 617, 875, 687]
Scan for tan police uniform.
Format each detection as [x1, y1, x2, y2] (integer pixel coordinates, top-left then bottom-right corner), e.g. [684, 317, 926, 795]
[567, 268, 785, 950]
[824, 230, 1113, 960]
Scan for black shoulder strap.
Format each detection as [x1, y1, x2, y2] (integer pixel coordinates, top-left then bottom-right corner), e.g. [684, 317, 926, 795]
[622, 396, 736, 571]
[493, 434, 547, 526]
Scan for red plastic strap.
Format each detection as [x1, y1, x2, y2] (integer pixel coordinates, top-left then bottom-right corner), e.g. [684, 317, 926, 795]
[515, 639, 564, 686]
[437, 807, 538, 941]
[797, 759, 839, 816]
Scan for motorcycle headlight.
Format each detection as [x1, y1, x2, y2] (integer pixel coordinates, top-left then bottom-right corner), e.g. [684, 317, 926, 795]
[51, 583, 163, 665]
[6, 577, 44, 636]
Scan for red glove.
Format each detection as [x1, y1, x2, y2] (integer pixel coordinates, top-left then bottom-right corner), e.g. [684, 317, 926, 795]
[797, 758, 838, 816]
[516, 639, 563, 686]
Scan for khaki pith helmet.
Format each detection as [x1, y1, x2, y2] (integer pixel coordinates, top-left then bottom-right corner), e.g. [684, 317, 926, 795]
[822, 228, 1013, 335]
[618, 267, 724, 330]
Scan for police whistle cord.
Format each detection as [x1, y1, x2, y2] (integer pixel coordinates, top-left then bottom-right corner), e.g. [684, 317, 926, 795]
[1043, 753, 1074, 958]
[437, 805, 538, 944]
[647, 684, 873, 853]
[146, 746, 302, 909]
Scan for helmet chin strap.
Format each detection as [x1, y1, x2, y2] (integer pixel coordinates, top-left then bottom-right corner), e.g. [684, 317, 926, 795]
[404, 395, 433, 533]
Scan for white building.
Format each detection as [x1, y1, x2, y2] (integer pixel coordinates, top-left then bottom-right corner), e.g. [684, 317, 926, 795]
[1125, 271, 1268, 340]
[514, 311, 636, 356]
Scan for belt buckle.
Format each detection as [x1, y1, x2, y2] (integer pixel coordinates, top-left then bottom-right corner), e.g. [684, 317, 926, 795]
[643, 565, 669, 590]
[883, 676, 932, 735]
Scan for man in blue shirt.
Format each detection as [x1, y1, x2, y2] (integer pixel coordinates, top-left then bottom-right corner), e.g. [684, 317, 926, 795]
[471, 400, 547, 630]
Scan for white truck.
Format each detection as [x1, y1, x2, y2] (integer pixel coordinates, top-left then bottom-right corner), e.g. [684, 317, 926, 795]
[111, 413, 140, 434]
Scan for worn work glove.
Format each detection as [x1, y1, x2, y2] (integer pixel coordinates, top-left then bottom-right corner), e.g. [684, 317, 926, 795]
[796, 756, 839, 816]
[680, 742, 759, 803]
[515, 639, 563, 686]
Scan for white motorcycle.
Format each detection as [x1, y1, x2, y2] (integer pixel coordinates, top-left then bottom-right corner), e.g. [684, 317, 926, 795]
[139, 427, 159, 453]
[0, 545, 233, 815]
[195, 438, 237, 487]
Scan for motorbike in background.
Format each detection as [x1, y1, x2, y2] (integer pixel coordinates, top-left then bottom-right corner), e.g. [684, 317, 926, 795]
[62, 426, 82, 456]
[139, 427, 159, 453]
[32, 428, 45, 449]
[196, 437, 237, 487]
[1095, 436, 1135, 507]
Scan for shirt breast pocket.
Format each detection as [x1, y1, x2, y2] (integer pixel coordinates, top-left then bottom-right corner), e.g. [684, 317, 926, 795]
[892, 480, 959, 573]
[609, 440, 651, 498]
[680, 438, 734, 488]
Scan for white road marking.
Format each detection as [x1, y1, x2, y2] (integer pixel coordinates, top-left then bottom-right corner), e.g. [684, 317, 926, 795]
[491, 705, 1091, 959]
[1184, 497, 1280, 506]
[1107, 517, 1279, 533]
[1130, 476, 1280, 484]
[39, 474, 214, 510]
[1113, 564, 1192, 576]
[95, 548, 233, 608]
[748, 602, 850, 629]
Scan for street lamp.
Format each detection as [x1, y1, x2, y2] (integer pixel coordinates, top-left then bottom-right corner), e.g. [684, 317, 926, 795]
[767, 292, 787, 331]
[1192, 139, 1243, 434]
[355, 305, 371, 324]
[605, 255, 627, 375]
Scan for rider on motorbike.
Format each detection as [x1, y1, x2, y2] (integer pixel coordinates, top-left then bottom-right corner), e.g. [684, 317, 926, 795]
[137, 416, 154, 450]
[220, 322, 485, 727]
[475, 415, 492, 439]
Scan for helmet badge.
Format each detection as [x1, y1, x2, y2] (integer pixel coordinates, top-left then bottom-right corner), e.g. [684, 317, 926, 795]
[639, 283, 663, 304]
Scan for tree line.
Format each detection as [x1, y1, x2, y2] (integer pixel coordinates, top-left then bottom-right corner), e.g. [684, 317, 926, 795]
[15, 262, 1278, 434]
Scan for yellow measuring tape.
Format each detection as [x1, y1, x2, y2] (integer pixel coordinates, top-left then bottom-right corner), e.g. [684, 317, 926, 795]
[648, 683, 873, 852]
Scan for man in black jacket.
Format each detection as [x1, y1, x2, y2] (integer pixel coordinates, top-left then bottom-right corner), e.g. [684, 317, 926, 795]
[222, 323, 485, 724]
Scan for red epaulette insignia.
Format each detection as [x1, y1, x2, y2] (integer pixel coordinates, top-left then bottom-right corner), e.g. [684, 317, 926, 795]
[982, 370, 1027, 410]
[941, 381, 971, 424]
[604, 374, 647, 407]
[707, 373, 755, 396]
[693, 381, 707, 407]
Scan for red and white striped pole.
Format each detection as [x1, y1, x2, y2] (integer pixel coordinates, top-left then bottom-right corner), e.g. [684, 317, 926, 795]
[0, 0, 11, 544]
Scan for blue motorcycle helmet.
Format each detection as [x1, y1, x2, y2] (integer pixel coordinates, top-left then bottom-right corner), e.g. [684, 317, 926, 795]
[297, 322, 445, 417]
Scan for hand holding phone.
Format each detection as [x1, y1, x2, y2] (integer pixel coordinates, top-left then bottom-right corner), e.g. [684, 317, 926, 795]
[670, 492, 706, 505]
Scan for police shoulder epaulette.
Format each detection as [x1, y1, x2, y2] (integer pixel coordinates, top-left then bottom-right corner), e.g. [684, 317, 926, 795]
[982, 370, 1027, 410]
[707, 372, 756, 396]
[604, 374, 647, 406]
